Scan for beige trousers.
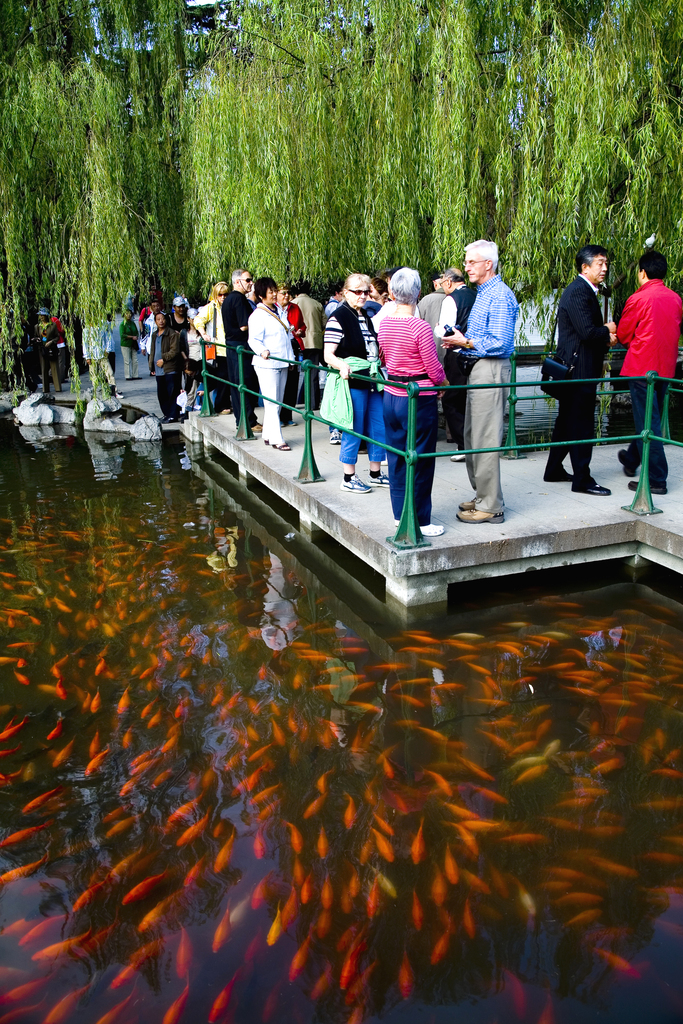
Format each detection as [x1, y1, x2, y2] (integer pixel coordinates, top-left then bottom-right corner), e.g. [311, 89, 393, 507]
[463, 357, 511, 513]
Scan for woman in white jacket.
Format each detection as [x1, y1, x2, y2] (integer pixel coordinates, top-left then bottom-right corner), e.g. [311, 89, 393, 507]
[248, 277, 294, 450]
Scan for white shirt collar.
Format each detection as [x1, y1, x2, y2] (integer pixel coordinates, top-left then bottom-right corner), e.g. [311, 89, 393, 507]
[579, 274, 599, 295]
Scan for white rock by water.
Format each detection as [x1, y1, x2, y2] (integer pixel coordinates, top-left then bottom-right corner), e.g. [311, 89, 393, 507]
[130, 415, 162, 441]
[14, 401, 56, 425]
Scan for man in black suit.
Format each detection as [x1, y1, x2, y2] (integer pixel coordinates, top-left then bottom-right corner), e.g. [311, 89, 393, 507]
[544, 245, 617, 494]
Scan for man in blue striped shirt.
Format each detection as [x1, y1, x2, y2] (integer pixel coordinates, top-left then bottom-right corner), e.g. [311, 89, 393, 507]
[442, 239, 519, 524]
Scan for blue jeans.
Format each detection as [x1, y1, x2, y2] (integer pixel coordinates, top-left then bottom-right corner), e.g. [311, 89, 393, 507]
[383, 392, 439, 525]
[339, 387, 385, 465]
[623, 379, 669, 488]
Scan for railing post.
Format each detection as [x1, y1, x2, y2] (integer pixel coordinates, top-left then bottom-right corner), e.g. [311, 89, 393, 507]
[501, 350, 525, 459]
[235, 346, 254, 440]
[199, 339, 213, 417]
[296, 359, 324, 483]
[388, 383, 429, 549]
[622, 370, 662, 516]
[661, 386, 671, 440]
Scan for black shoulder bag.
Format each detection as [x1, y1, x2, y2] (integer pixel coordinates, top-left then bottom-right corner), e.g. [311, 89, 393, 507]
[540, 311, 578, 399]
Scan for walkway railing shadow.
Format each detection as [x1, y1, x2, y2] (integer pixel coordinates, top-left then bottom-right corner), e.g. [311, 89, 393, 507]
[198, 343, 678, 550]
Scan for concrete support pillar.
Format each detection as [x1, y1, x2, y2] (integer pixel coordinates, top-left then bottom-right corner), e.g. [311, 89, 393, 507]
[384, 572, 449, 619]
[239, 464, 255, 485]
[299, 512, 325, 541]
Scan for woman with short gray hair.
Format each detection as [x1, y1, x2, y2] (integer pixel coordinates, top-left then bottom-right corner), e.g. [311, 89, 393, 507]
[377, 267, 447, 536]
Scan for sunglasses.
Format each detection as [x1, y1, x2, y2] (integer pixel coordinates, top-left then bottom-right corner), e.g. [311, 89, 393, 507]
[348, 289, 370, 296]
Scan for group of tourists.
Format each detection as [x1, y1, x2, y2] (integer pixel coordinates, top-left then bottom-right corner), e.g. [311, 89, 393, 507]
[17, 234, 681, 533]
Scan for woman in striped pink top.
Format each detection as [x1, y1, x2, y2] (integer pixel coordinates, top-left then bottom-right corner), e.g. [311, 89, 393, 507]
[377, 268, 447, 537]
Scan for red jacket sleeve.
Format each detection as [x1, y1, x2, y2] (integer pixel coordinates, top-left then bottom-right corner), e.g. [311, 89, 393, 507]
[616, 293, 639, 348]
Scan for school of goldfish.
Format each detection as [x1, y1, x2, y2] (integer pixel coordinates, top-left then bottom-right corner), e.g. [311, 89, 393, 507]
[1, 433, 683, 1024]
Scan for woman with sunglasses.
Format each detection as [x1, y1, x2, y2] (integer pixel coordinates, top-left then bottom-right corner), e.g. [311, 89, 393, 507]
[324, 274, 388, 493]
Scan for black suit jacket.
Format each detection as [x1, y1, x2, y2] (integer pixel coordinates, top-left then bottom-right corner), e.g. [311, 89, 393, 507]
[556, 276, 610, 381]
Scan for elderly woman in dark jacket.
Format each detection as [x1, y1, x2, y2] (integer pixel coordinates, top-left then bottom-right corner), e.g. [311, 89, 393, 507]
[323, 273, 388, 493]
[149, 311, 182, 422]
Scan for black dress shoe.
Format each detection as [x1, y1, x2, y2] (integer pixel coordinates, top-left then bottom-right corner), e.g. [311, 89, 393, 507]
[618, 449, 636, 477]
[574, 484, 611, 496]
[544, 470, 573, 482]
[628, 480, 667, 495]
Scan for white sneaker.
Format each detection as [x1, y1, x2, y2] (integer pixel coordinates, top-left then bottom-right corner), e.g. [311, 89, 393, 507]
[421, 524, 445, 536]
[450, 453, 466, 462]
[368, 473, 390, 487]
[329, 429, 342, 445]
[340, 474, 371, 493]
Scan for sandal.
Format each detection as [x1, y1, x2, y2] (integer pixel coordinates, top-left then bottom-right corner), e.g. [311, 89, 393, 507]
[271, 443, 291, 451]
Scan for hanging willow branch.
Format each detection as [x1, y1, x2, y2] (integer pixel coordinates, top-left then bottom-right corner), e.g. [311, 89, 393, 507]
[0, 0, 681, 388]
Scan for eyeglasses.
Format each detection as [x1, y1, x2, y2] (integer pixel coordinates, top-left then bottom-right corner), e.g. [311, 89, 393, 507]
[464, 259, 488, 267]
[348, 289, 370, 296]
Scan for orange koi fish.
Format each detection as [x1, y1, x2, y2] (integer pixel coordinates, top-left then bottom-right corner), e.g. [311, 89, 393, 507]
[85, 748, 109, 776]
[0, 854, 48, 885]
[208, 974, 240, 1022]
[411, 820, 426, 864]
[43, 984, 90, 1024]
[593, 948, 640, 977]
[343, 794, 357, 829]
[0, 820, 53, 848]
[371, 828, 395, 862]
[51, 739, 74, 768]
[289, 933, 312, 981]
[18, 915, 67, 947]
[303, 793, 326, 819]
[565, 908, 602, 927]
[0, 717, 28, 742]
[46, 718, 63, 741]
[176, 810, 210, 847]
[32, 929, 90, 961]
[214, 832, 235, 872]
[212, 903, 232, 952]
[109, 939, 162, 988]
[176, 927, 191, 979]
[22, 787, 63, 815]
[162, 983, 189, 1024]
[122, 871, 167, 904]
[411, 890, 423, 930]
[72, 880, 108, 912]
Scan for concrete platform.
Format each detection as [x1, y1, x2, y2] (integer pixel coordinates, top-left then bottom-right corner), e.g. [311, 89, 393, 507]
[182, 409, 683, 614]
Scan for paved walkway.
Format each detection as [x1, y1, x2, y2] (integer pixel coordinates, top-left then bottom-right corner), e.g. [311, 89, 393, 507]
[185, 408, 683, 612]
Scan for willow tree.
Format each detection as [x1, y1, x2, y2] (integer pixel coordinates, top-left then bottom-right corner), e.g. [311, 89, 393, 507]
[186, 0, 683, 302]
[0, 0, 188, 381]
[1, 0, 682, 386]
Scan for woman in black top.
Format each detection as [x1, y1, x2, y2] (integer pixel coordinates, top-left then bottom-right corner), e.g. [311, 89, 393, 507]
[324, 274, 388, 494]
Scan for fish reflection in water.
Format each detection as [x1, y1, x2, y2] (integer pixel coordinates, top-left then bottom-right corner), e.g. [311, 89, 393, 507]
[1, 469, 683, 1023]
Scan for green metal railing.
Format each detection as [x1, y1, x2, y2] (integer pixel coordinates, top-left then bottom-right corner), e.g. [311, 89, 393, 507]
[197, 342, 678, 549]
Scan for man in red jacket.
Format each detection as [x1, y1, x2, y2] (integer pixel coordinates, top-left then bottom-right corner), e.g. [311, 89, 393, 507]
[616, 250, 682, 495]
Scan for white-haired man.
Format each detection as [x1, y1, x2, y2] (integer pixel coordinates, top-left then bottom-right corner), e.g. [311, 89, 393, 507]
[442, 240, 519, 524]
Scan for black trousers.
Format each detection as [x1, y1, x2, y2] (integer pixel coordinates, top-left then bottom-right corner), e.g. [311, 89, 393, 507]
[545, 382, 599, 491]
[623, 379, 669, 488]
[299, 349, 323, 409]
[156, 372, 181, 419]
[280, 363, 299, 424]
[220, 348, 259, 427]
[441, 350, 468, 448]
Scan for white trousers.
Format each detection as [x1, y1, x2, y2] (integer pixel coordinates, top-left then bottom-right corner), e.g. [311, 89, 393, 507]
[255, 366, 287, 446]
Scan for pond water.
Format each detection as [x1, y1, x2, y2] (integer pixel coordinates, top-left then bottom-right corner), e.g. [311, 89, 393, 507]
[2, 424, 683, 1024]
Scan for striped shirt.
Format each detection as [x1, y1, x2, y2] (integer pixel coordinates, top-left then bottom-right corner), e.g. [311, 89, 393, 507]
[378, 316, 447, 397]
[465, 274, 519, 359]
